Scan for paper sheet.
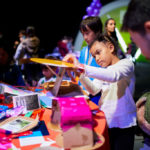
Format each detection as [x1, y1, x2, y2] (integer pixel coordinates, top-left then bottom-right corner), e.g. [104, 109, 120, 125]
[19, 131, 45, 146]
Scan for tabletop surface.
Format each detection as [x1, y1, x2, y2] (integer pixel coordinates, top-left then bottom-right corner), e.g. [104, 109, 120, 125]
[11, 101, 110, 150]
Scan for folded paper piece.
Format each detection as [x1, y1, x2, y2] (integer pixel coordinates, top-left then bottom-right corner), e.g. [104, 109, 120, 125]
[0, 83, 32, 96]
[40, 96, 52, 108]
[60, 97, 92, 131]
[13, 94, 41, 113]
[19, 131, 45, 146]
[6, 106, 24, 117]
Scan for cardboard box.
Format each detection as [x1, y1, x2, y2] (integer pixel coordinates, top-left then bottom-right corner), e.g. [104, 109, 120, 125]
[51, 97, 93, 149]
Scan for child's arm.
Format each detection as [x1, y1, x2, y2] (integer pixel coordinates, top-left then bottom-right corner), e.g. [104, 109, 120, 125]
[84, 59, 134, 82]
[79, 73, 102, 96]
[63, 53, 79, 66]
[63, 55, 134, 83]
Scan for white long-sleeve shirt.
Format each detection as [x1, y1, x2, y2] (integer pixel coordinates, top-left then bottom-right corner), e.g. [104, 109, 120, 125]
[79, 58, 137, 128]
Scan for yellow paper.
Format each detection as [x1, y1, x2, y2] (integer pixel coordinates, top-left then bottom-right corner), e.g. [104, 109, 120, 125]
[30, 58, 74, 68]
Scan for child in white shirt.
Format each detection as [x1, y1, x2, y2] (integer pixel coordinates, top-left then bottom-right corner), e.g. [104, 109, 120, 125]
[37, 56, 58, 86]
[63, 34, 136, 150]
[37, 65, 57, 86]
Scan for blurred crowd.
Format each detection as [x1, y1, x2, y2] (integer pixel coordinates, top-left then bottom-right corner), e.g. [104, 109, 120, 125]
[0, 18, 140, 88]
[0, 25, 75, 87]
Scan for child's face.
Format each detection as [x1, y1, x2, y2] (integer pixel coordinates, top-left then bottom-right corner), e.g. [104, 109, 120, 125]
[129, 29, 150, 60]
[81, 25, 97, 45]
[106, 19, 116, 33]
[42, 67, 56, 79]
[90, 41, 114, 67]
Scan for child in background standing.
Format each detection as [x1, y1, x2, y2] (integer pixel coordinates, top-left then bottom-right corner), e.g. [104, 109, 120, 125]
[63, 34, 136, 150]
[76, 16, 103, 105]
[79, 16, 102, 70]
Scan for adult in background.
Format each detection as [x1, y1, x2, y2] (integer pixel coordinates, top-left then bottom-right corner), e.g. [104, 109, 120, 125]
[14, 26, 40, 64]
[13, 29, 26, 50]
[104, 18, 118, 42]
[0, 41, 25, 86]
[104, 18, 125, 59]
[14, 26, 42, 86]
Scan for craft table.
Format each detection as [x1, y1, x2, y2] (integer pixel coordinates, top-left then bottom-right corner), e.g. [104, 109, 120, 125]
[11, 101, 110, 150]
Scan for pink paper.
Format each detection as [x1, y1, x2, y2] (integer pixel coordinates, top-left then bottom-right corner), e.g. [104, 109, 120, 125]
[0, 143, 12, 150]
[55, 97, 93, 131]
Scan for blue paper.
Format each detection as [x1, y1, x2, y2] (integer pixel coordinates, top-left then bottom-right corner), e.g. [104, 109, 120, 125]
[40, 96, 52, 108]
[19, 131, 42, 138]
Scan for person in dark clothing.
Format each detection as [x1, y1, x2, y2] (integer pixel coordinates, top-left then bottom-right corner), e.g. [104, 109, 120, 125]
[0, 42, 25, 86]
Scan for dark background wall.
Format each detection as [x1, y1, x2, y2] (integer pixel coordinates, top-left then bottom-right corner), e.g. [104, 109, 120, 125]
[0, 0, 114, 54]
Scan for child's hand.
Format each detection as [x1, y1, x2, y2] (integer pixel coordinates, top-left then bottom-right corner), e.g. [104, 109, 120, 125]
[63, 54, 78, 65]
[63, 54, 85, 79]
[63, 54, 81, 69]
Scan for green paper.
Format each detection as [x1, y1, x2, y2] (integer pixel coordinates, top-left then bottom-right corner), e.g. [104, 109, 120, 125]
[25, 111, 33, 117]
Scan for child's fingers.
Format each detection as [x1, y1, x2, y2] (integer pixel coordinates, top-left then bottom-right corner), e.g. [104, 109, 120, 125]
[63, 54, 77, 64]
[63, 54, 74, 61]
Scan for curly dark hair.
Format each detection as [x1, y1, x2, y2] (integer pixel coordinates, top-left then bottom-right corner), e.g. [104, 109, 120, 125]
[89, 34, 119, 55]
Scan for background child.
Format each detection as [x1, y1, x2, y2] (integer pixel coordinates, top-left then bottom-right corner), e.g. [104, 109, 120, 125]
[37, 56, 57, 86]
[79, 16, 102, 71]
[74, 16, 103, 105]
[64, 34, 136, 150]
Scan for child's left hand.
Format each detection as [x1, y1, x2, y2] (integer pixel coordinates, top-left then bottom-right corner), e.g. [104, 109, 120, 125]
[63, 54, 85, 78]
[63, 53, 78, 66]
[63, 54, 84, 70]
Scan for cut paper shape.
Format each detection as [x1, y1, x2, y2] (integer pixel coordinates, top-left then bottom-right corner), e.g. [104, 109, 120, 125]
[40, 96, 52, 108]
[19, 131, 45, 146]
[30, 58, 74, 68]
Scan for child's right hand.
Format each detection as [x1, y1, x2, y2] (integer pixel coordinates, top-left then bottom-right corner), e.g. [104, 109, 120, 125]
[63, 54, 85, 80]
[63, 53, 79, 67]
[63, 53, 84, 70]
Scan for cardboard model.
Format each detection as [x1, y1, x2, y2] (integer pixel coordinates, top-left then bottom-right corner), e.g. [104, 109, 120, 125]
[51, 97, 93, 149]
[29, 58, 83, 97]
